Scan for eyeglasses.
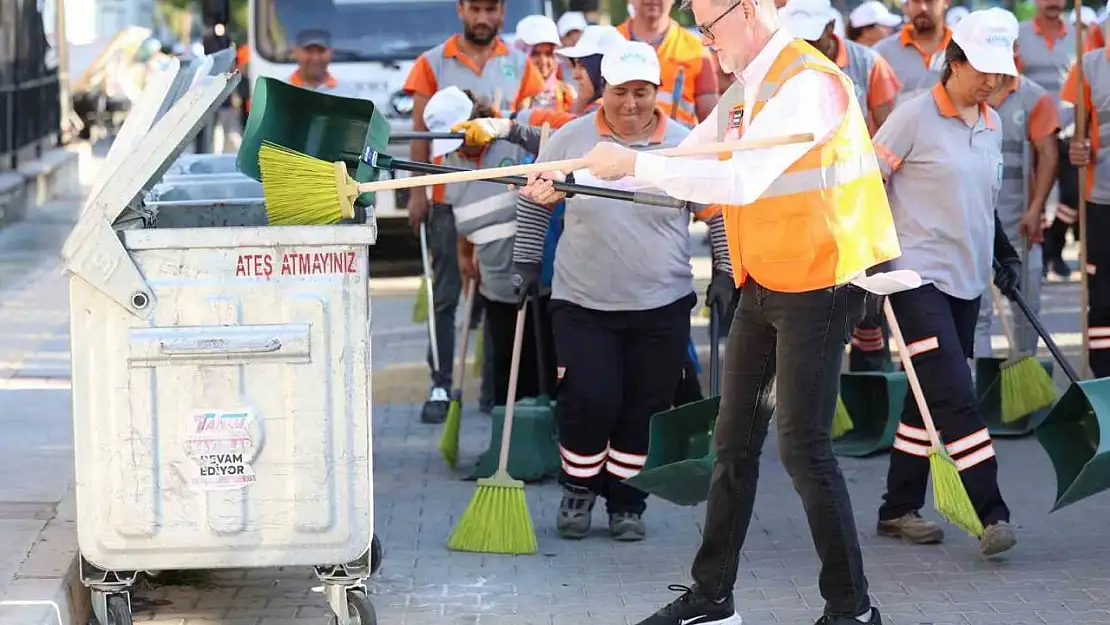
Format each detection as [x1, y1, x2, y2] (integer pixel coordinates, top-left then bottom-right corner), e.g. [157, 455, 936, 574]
[696, 0, 744, 41]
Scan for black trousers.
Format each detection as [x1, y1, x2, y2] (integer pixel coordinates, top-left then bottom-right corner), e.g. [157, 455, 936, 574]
[879, 285, 1010, 528]
[483, 297, 557, 407]
[692, 281, 870, 617]
[1085, 202, 1110, 377]
[550, 293, 695, 514]
[1045, 138, 1081, 263]
[848, 294, 893, 372]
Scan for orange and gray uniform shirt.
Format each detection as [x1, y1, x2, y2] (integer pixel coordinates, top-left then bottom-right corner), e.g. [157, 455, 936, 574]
[873, 24, 952, 109]
[617, 20, 718, 125]
[403, 35, 545, 113]
[873, 83, 1003, 300]
[994, 77, 1060, 243]
[287, 70, 354, 97]
[1016, 18, 1077, 129]
[1061, 46, 1110, 206]
[831, 34, 903, 133]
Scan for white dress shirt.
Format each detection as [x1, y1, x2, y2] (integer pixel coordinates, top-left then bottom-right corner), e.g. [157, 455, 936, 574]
[632, 27, 849, 206]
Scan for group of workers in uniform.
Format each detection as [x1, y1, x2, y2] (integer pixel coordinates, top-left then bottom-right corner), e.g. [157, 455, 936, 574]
[267, 0, 1110, 623]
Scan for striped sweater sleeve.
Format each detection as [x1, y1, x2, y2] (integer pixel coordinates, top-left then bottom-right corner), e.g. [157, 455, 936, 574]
[513, 196, 554, 265]
[705, 212, 733, 277]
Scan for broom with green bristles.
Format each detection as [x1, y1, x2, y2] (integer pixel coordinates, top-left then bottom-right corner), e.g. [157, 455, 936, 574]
[832, 395, 854, 439]
[990, 259, 1056, 423]
[440, 279, 477, 469]
[884, 299, 985, 537]
[447, 298, 536, 554]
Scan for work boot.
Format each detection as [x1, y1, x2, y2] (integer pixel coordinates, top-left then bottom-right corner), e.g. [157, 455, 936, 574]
[877, 512, 944, 544]
[556, 484, 596, 539]
[815, 608, 883, 624]
[609, 512, 646, 541]
[420, 387, 450, 424]
[979, 521, 1017, 557]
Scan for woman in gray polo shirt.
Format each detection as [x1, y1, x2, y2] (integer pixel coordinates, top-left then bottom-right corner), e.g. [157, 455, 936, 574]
[870, 9, 1023, 557]
[510, 41, 734, 542]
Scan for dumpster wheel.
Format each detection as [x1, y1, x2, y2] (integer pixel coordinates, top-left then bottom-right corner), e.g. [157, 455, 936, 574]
[104, 595, 132, 625]
[331, 588, 376, 625]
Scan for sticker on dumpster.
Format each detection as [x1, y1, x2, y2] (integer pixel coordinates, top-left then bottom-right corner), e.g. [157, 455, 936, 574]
[235, 251, 358, 278]
[185, 409, 257, 491]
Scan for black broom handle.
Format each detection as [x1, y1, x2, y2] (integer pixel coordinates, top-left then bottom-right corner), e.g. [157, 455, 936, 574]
[388, 132, 466, 142]
[373, 155, 691, 210]
[994, 260, 1080, 383]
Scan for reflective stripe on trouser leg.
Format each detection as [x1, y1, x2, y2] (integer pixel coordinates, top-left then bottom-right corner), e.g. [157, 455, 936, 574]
[881, 286, 1010, 526]
[549, 300, 622, 493]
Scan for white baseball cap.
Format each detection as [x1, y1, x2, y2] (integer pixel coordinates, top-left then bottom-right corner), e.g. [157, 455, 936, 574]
[556, 24, 626, 58]
[945, 6, 970, 26]
[1070, 5, 1099, 26]
[601, 40, 662, 86]
[516, 15, 561, 47]
[423, 86, 472, 158]
[556, 11, 588, 37]
[952, 8, 1019, 77]
[848, 1, 903, 28]
[832, 10, 846, 37]
[781, 0, 837, 41]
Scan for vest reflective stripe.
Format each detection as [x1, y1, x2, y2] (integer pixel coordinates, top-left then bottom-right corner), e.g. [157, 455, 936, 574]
[618, 22, 703, 125]
[469, 220, 517, 244]
[993, 80, 1041, 231]
[455, 191, 517, 223]
[717, 40, 901, 292]
[760, 156, 881, 199]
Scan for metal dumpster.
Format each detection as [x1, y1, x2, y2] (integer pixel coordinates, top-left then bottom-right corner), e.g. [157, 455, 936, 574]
[63, 73, 380, 625]
[164, 152, 240, 176]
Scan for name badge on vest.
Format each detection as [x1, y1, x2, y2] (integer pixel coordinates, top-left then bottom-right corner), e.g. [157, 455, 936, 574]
[728, 104, 745, 132]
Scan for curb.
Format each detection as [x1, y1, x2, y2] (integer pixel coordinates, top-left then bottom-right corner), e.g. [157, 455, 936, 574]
[0, 487, 91, 625]
[0, 147, 81, 230]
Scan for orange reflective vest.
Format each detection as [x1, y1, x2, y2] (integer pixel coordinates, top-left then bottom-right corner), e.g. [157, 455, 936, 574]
[617, 22, 703, 126]
[720, 40, 900, 292]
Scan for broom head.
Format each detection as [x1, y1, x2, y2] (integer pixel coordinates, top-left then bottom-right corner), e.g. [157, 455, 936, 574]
[446, 470, 536, 554]
[928, 447, 985, 537]
[258, 142, 358, 225]
[999, 355, 1056, 423]
[439, 397, 462, 469]
[832, 394, 854, 439]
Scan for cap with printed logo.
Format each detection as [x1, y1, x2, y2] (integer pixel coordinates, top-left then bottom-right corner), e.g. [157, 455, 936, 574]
[557, 11, 589, 37]
[423, 86, 473, 158]
[945, 6, 970, 26]
[516, 15, 562, 47]
[601, 40, 662, 86]
[781, 0, 837, 41]
[556, 24, 626, 58]
[952, 8, 1019, 77]
[848, 1, 903, 28]
[1070, 5, 1099, 26]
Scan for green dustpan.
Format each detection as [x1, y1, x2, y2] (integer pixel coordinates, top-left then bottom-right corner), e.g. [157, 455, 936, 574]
[624, 303, 723, 503]
[468, 298, 560, 482]
[833, 371, 908, 457]
[975, 356, 1055, 437]
[237, 76, 390, 207]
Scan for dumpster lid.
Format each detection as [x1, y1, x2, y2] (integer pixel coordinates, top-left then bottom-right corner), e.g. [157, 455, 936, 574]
[61, 73, 240, 320]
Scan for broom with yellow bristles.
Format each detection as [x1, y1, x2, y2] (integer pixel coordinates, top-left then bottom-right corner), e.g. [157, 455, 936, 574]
[439, 279, 476, 469]
[447, 299, 536, 555]
[990, 257, 1056, 423]
[884, 299, 984, 537]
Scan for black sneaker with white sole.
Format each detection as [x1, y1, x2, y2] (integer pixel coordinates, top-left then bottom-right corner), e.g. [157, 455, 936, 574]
[633, 585, 742, 625]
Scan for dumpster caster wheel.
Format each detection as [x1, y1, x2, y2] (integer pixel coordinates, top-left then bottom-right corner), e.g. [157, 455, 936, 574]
[370, 535, 383, 575]
[105, 595, 132, 625]
[331, 589, 376, 625]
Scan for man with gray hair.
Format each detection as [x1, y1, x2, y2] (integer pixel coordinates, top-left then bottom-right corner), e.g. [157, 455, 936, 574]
[558, 0, 898, 623]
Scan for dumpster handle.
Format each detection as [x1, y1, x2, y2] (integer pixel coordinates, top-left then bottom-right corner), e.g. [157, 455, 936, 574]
[159, 337, 283, 356]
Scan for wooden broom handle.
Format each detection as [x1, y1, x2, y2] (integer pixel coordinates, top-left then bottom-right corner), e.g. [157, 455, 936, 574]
[883, 299, 944, 449]
[497, 304, 529, 473]
[454, 279, 477, 392]
[355, 133, 815, 194]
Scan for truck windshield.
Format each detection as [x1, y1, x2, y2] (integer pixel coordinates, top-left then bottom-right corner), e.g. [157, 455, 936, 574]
[255, 0, 547, 63]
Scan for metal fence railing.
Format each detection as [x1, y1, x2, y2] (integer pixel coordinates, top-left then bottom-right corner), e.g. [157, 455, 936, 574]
[0, 0, 61, 171]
